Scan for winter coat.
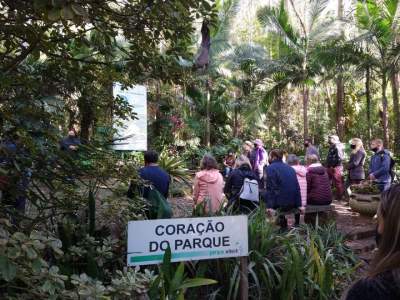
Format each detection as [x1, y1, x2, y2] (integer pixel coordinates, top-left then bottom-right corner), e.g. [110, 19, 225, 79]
[347, 149, 366, 181]
[60, 136, 81, 152]
[263, 160, 301, 209]
[224, 165, 258, 205]
[139, 166, 170, 199]
[306, 164, 332, 205]
[369, 149, 392, 184]
[345, 269, 400, 300]
[193, 169, 224, 213]
[291, 165, 307, 207]
[326, 144, 344, 168]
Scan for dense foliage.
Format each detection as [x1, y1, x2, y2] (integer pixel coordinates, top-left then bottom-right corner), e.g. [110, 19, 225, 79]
[1, 0, 397, 299]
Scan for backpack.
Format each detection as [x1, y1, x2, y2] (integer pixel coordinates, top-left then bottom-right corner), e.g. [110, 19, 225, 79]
[147, 188, 173, 219]
[239, 178, 259, 202]
[380, 152, 396, 182]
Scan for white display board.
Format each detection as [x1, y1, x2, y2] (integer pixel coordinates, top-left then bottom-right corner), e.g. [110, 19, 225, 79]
[112, 83, 147, 151]
[127, 216, 248, 266]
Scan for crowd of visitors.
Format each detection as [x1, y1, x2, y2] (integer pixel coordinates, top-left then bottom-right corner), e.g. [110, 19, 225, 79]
[135, 136, 395, 227]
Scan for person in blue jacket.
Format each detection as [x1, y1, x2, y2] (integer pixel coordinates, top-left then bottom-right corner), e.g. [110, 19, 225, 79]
[263, 149, 302, 228]
[368, 139, 392, 192]
[127, 150, 170, 200]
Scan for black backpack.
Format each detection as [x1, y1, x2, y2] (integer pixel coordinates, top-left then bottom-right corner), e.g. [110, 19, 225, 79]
[381, 152, 396, 182]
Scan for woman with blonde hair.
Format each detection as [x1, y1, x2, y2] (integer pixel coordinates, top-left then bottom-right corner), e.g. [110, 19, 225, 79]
[346, 138, 366, 185]
[242, 141, 253, 159]
[345, 184, 400, 299]
[224, 155, 258, 213]
[193, 154, 224, 214]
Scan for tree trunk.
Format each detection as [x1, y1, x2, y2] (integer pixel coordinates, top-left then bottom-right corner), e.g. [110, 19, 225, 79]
[391, 72, 400, 155]
[154, 81, 162, 138]
[366, 67, 372, 139]
[78, 96, 94, 143]
[381, 73, 389, 147]
[303, 86, 309, 139]
[276, 90, 282, 136]
[106, 82, 114, 126]
[205, 80, 211, 147]
[336, 76, 345, 140]
[337, 0, 343, 20]
[336, 0, 345, 140]
[233, 91, 239, 138]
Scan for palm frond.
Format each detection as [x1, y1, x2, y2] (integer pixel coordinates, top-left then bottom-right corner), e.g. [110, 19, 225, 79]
[307, 0, 330, 34]
[209, 0, 240, 67]
[257, 0, 301, 53]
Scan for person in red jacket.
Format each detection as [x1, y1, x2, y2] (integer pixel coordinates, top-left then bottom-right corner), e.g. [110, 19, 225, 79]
[306, 154, 333, 205]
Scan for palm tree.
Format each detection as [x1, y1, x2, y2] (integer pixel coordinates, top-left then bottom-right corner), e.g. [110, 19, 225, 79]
[257, 0, 339, 139]
[355, 0, 400, 148]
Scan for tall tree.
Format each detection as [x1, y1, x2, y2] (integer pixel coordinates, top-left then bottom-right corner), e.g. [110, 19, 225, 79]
[257, 0, 335, 139]
[336, 0, 345, 139]
[356, 0, 400, 147]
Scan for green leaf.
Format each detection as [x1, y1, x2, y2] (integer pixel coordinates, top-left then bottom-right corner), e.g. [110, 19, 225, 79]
[61, 6, 75, 20]
[162, 246, 173, 282]
[33, 0, 47, 11]
[32, 258, 43, 273]
[48, 9, 60, 21]
[25, 247, 38, 260]
[179, 278, 217, 289]
[71, 4, 88, 18]
[171, 262, 185, 291]
[0, 255, 17, 282]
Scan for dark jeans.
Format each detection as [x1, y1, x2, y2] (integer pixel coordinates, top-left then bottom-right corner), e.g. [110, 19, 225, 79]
[275, 205, 300, 229]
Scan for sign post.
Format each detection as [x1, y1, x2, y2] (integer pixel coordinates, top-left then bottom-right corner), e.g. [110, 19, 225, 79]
[127, 215, 248, 266]
[240, 256, 249, 300]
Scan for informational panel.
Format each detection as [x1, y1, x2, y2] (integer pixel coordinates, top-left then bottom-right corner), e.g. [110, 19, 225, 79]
[127, 216, 248, 266]
[112, 83, 147, 151]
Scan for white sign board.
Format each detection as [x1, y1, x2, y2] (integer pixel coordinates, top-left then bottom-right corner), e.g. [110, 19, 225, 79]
[112, 83, 147, 151]
[127, 216, 248, 266]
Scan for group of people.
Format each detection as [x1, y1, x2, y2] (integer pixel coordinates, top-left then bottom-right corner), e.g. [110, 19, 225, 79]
[136, 136, 395, 227]
[135, 140, 400, 299]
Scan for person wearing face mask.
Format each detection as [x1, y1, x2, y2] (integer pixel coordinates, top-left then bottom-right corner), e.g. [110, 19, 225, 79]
[346, 138, 366, 185]
[326, 135, 345, 200]
[368, 138, 392, 192]
[344, 184, 400, 300]
[304, 138, 319, 160]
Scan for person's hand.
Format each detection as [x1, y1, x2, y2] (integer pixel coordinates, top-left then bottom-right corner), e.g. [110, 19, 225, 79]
[368, 174, 376, 181]
[69, 145, 78, 151]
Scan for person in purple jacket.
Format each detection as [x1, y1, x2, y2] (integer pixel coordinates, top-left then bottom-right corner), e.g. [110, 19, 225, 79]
[306, 154, 333, 206]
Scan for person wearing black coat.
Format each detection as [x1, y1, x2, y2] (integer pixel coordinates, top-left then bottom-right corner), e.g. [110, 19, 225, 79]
[224, 155, 258, 213]
[347, 138, 366, 185]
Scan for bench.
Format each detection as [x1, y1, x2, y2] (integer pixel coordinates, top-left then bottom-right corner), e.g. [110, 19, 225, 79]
[276, 204, 335, 226]
[304, 204, 334, 225]
[305, 204, 333, 214]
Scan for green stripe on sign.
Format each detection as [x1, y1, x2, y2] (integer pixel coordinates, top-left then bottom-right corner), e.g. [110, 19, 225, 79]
[130, 251, 211, 263]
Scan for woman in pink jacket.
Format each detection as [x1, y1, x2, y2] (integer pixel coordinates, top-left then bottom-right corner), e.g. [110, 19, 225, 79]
[193, 154, 225, 214]
[287, 154, 308, 210]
